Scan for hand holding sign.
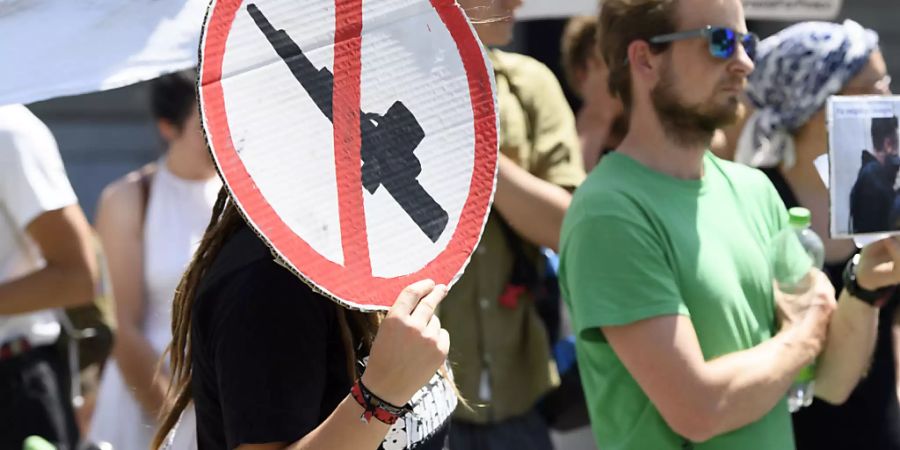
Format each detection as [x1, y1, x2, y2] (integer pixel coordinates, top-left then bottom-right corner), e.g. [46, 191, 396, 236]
[856, 237, 900, 291]
[362, 279, 450, 406]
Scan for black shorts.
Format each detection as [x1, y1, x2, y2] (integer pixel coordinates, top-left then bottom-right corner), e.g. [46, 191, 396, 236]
[0, 344, 79, 450]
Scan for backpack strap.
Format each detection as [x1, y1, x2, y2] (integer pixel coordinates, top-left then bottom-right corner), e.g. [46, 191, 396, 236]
[137, 163, 157, 232]
[495, 214, 537, 289]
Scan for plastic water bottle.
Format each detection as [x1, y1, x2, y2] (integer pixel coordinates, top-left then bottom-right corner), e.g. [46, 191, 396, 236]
[769, 207, 825, 413]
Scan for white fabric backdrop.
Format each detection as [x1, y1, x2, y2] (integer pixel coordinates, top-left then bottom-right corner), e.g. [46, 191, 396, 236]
[516, 0, 843, 22]
[0, 0, 844, 106]
[0, 0, 207, 106]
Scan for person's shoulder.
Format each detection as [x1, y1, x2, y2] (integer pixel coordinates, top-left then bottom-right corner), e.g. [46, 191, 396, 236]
[708, 155, 786, 223]
[96, 163, 157, 224]
[567, 160, 647, 224]
[197, 228, 334, 334]
[0, 104, 49, 137]
[858, 153, 882, 177]
[199, 225, 322, 308]
[491, 49, 547, 73]
[0, 104, 59, 164]
[100, 164, 155, 200]
[708, 153, 773, 188]
[202, 225, 275, 285]
[491, 49, 562, 91]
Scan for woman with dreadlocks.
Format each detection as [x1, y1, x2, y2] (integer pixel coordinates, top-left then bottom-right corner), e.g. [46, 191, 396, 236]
[153, 186, 458, 449]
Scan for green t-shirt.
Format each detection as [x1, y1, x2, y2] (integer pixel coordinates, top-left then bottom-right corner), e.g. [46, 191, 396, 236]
[559, 152, 794, 450]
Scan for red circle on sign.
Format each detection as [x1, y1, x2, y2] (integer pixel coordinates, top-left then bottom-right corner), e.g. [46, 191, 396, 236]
[199, 0, 497, 310]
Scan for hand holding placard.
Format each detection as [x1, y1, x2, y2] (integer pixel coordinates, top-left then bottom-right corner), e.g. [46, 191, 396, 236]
[856, 237, 900, 292]
[361, 280, 450, 406]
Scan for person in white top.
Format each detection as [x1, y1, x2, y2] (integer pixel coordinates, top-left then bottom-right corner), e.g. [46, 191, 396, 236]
[88, 71, 221, 450]
[0, 104, 98, 450]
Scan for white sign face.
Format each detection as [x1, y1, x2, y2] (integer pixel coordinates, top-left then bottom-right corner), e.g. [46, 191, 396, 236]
[200, 0, 498, 310]
[743, 0, 843, 21]
[827, 96, 900, 239]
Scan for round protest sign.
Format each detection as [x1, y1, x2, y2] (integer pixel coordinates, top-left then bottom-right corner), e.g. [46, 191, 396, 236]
[199, 0, 498, 310]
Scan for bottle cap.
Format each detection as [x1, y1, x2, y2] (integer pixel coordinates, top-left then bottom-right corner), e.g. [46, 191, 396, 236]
[788, 207, 812, 227]
[23, 436, 56, 450]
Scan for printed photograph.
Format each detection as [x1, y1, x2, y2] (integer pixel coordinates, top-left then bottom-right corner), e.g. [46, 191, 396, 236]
[828, 96, 900, 237]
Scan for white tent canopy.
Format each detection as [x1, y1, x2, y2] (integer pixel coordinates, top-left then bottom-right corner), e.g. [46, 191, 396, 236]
[0, 0, 843, 106]
[0, 0, 207, 107]
[518, 0, 843, 21]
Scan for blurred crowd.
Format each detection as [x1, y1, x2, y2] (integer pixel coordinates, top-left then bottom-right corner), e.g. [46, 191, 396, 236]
[2, 0, 900, 449]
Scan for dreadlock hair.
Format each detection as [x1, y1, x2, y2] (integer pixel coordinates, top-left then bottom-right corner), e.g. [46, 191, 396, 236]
[153, 187, 382, 448]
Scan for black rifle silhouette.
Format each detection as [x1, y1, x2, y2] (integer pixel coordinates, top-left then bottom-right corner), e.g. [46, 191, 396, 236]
[247, 3, 449, 243]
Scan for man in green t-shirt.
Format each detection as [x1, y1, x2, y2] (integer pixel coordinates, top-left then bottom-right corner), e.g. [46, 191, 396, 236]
[559, 0, 900, 449]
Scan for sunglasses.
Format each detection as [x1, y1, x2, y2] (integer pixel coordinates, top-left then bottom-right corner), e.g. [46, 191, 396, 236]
[649, 26, 758, 62]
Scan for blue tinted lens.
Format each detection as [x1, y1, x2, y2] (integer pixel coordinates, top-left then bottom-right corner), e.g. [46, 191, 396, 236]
[709, 27, 736, 59]
[742, 33, 759, 62]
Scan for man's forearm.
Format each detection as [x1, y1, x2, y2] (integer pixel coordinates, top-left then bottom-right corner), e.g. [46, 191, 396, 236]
[493, 154, 572, 252]
[813, 291, 879, 404]
[685, 328, 815, 441]
[0, 263, 95, 315]
[611, 314, 822, 443]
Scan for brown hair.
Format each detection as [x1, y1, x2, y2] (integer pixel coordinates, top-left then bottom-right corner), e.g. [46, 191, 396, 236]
[152, 187, 381, 448]
[560, 16, 600, 96]
[598, 0, 679, 109]
[150, 69, 197, 132]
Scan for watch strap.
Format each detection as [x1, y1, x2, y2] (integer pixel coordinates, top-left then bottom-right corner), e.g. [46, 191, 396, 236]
[843, 254, 894, 308]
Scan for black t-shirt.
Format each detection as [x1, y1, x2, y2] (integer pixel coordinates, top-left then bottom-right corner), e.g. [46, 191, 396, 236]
[190, 224, 455, 450]
[765, 168, 900, 450]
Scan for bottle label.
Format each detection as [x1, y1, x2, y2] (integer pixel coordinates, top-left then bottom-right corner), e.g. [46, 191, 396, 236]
[796, 364, 815, 382]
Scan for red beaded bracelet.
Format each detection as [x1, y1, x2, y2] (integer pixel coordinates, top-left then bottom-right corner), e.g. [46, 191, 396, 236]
[350, 379, 413, 425]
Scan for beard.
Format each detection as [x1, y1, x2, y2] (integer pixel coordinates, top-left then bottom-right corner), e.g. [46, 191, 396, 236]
[651, 64, 743, 149]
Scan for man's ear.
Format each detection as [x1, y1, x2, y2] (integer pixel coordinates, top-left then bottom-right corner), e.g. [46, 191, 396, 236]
[627, 40, 661, 89]
[574, 67, 589, 97]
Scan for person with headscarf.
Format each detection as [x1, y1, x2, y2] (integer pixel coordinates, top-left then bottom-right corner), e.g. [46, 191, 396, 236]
[737, 19, 900, 450]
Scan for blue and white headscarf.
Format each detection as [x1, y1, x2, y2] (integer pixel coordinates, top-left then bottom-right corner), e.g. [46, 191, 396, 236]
[735, 20, 879, 168]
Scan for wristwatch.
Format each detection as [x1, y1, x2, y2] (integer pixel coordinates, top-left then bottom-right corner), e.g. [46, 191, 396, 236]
[843, 253, 892, 308]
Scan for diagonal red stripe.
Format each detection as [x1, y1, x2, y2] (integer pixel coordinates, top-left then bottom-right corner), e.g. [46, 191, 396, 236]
[332, 0, 370, 276]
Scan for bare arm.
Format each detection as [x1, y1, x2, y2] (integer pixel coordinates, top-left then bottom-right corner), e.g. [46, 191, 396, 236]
[492, 57, 583, 252]
[236, 396, 390, 450]
[493, 154, 573, 252]
[603, 306, 831, 443]
[813, 290, 878, 404]
[816, 237, 900, 403]
[0, 204, 97, 314]
[95, 176, 169, 418]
